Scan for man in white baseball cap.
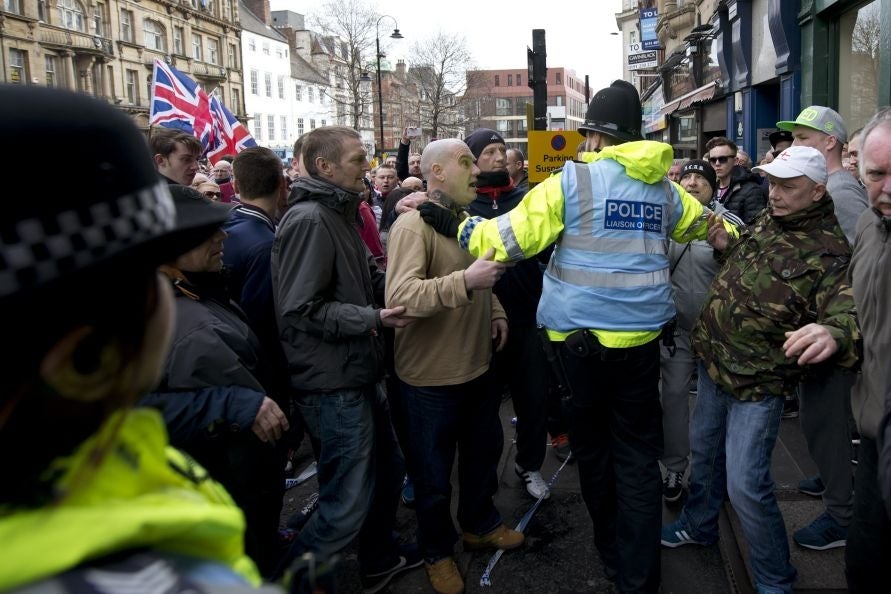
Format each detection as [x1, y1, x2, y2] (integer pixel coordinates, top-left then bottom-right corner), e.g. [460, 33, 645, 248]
[752, 144, 858, 555]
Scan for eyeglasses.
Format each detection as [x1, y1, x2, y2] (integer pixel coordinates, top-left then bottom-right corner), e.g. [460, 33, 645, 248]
[708, 155, 735, 164]
[204, 191, 222, 199]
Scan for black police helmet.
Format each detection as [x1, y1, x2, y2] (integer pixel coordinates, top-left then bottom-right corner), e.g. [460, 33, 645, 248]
[578, 80, 643, 143]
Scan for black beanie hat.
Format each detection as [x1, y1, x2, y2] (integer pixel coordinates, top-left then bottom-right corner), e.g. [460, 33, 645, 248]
[578, 80, 643, 142]
[680, 159, 718, 195]
[464, 128, 505, 159]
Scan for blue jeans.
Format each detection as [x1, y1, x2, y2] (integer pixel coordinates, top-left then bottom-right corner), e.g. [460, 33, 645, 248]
[292, 385, 404, 572]
[678, 362, 797, 593]
[399, 371, 504, 561]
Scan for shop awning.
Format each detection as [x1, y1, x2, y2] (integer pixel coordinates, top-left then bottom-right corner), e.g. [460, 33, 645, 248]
[659, 81, 721, 115]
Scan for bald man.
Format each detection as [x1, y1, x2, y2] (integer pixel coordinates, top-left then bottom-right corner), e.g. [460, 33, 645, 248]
[385, 138, 523, 594]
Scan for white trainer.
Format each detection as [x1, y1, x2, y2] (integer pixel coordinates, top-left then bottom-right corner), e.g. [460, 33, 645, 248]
[515, 463, 550, 500]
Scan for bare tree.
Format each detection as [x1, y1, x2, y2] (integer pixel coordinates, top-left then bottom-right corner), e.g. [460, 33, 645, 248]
[309, 0, 379, 132]
[406, 32, 482, 138]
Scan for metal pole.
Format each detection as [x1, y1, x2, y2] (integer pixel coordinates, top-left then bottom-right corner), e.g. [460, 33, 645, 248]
[532, 29, 547, 131]
[376, 35, 384, 159]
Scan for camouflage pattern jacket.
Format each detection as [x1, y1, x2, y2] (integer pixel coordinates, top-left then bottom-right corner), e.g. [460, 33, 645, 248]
[692, 194, 860, 401]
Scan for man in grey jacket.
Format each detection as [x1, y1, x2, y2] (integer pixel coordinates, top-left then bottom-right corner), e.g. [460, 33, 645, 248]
[847, 107, 891, 592]
[271, 126, 419, 592]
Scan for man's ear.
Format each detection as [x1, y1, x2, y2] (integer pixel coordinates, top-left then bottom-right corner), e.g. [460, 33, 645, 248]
[232, 178, 240, 193]
[315, 155, 332, 178]
[152, 154, 166, 169]
[40, 327, 123, 403]
[431, 162, 444, 182]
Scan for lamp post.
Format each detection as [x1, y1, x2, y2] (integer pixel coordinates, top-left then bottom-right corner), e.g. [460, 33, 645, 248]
[374, 15, 402, 160]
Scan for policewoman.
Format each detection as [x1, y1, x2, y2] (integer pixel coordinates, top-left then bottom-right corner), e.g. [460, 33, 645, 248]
[420, 80, 738, 594]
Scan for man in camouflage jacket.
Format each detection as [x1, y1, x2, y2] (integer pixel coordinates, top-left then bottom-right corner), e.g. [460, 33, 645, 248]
[662, 146, 860, 594]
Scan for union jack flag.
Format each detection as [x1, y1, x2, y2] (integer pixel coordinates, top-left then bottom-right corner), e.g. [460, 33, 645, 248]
[206, 93, 258, 165]
[149, 60, 213, 152]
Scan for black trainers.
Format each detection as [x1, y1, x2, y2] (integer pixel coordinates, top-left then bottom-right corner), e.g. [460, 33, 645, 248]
[663, 470, 684, 503]
[782, 395, 799, 419]
[361, 548, 424, 594]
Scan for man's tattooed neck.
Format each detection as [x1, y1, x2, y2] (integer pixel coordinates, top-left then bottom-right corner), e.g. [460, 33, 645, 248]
[428, 189, 459, 212]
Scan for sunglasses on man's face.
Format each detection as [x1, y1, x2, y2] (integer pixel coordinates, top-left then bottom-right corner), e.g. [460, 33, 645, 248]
[204, 191, 222, 199]
[708, 155, 735, 164]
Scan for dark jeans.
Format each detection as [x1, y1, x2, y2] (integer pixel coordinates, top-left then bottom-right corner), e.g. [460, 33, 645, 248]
[287, 385, 404, 576]
[846, 436, 891, 592]
[492, 323, 550, 471]
[399, 371, 504, 561]
[560, 337, 662, 594]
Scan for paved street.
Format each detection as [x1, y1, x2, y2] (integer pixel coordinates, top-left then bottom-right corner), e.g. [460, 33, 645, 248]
[281, 393, 851, 593]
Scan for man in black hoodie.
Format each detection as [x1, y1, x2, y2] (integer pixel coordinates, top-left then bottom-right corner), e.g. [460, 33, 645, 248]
[705, 136, 767, 224]
[464, 128, 554, 501]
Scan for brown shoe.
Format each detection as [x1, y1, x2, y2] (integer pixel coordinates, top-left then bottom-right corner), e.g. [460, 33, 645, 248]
[425, 557, 464, 594]
[462, 523, 525, 551]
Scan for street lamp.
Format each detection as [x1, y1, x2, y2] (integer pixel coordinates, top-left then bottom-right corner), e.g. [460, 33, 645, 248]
[374, 15, 403, 159]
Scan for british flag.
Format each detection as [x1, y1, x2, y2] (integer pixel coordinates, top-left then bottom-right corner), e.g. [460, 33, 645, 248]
[149, 60, 213, 152]
[206, 93, 258, 165]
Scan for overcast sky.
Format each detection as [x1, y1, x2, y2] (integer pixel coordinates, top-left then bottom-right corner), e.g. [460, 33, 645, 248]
[268, 0, 624, 92]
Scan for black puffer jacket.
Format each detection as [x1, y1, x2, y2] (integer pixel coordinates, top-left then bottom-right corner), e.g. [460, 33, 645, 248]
[720, 165, 767, 224]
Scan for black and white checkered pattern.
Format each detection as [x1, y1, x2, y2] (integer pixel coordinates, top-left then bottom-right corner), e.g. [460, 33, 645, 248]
[0, 181, 175, 299]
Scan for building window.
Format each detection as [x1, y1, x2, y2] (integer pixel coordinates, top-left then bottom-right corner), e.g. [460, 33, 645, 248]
[192, 34, 203, 61]
[173, 27, 184, 55]
[45, 55, 58, 87]
[495, 75, 500, 86]
[839, 0, 881, 131]
[267, 115, 275, 141]
[321, 119, 326, 127]
[517, 74, 522, 87]
[298, 118, 304, 135]
[276, 48, 284, 59]
[508, 74, 513, 86]
[262, 42, 269, 56]
[8, 48, 26, 84]
[207, 38, 219, 65]
[281, 116, 288, 142]
[496, 120, 510, 132]
[4, 0, 23, 15]
[126, 68, 139, 103]
[120, 9, 133, 42]
[308, 87, 314, 103]
[231, 89, 241, 113]
[264, 72, 272, 97]
[248, 38, 256, 52]
[250, 70, 258, 95]
[295, 85, 303, 101]
[556, 72, 562, 85]
[253, 113, 262, 140]
[228, 44, 237, 68]
[59, 0, 85, 32]
[310, 118, 316, 130]
[143, 20, 165, 52]
[278, 76, 285, 99]
[92, 1, 106, 36]
[319, 88, 326, 104]
[495, 97, 511, 116]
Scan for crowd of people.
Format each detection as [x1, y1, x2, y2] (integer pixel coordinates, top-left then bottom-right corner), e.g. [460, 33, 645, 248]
[3, 78, 891, 594]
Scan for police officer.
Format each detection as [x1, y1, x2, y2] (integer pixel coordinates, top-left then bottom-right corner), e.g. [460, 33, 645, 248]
[420, 80, 736, 594]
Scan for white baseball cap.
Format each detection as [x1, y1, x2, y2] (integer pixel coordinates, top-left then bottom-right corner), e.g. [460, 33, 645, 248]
[752, 145, 828, 185]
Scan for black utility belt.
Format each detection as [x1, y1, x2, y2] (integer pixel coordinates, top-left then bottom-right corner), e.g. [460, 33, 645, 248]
[563, 329, 661, 361]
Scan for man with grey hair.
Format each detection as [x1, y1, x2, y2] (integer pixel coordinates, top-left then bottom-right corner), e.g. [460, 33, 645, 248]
[385, 138, 521, 594]
[847, 107, 891, 591]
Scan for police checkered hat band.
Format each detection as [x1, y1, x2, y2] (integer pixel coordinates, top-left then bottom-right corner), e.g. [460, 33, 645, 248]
[0, 85, 221, 302]
[0, 181, 175, 299]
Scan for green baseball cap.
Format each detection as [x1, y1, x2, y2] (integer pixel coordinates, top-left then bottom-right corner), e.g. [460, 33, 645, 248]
[776, 106, 848, 143]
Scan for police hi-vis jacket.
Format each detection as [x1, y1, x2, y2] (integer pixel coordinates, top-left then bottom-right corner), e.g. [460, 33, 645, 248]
[457, 140, 738, 349]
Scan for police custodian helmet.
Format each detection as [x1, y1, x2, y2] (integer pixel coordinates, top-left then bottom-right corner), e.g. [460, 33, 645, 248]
[578, 80, 643, 143]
